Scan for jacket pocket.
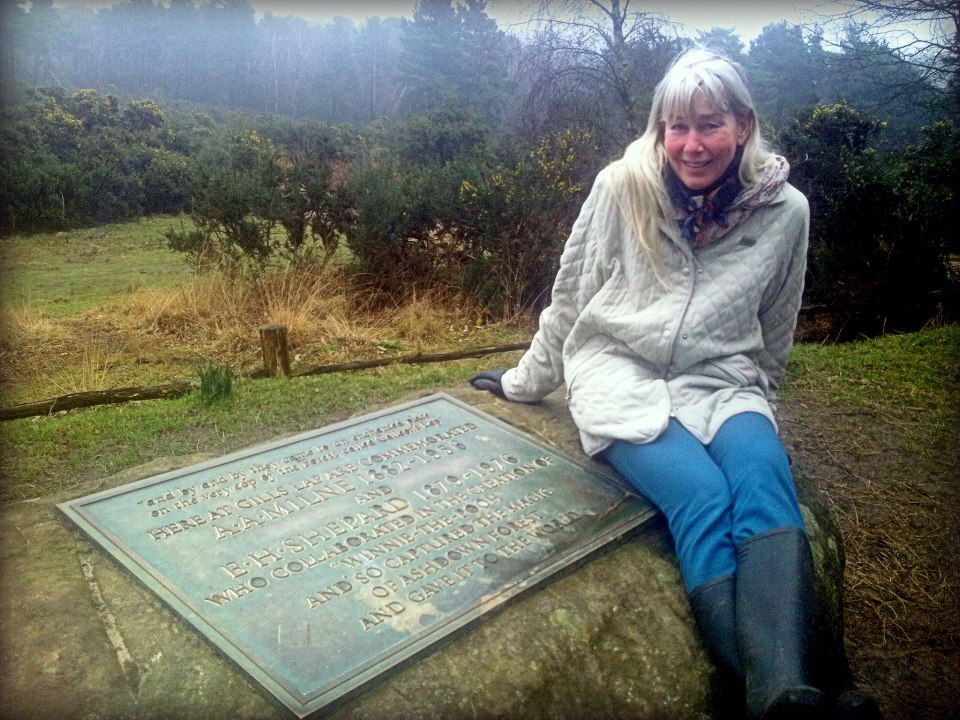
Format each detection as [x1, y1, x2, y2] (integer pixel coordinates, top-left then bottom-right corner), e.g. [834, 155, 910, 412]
[564, 335, 613, 403]
[704, 355, 760, 388]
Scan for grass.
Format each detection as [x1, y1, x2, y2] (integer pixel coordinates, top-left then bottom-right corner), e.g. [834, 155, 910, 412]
[0, 219, 530, 501]
[782, 325, 960, 461]
[0, 216, 195, 317]
[0, 249, 523, 406]
[778, 324, 960, 718]
[0, 354, 524, 503]
[195, 361, 235, 405]
[785, 325, 960, 428]
[786, 326, 959, 405]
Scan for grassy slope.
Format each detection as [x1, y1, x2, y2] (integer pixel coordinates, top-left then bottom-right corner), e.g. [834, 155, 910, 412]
[779, 326, 960, 719]
[0, 356, 526, 503]
[0, 218, 525, 406]
[0, 216, 194, 317]
[0, 220, 529, 501]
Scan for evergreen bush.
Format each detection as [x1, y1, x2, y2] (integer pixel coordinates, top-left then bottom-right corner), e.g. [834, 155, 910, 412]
[780, 103, 955, 334]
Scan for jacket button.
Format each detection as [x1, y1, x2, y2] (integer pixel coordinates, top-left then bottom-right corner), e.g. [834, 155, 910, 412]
[681, 333, 688, 340]
[682, 267, 690, 276]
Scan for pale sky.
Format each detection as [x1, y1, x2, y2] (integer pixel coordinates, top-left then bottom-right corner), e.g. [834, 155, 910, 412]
[47, 0, 851, 43]
[250, 0, 836, 41]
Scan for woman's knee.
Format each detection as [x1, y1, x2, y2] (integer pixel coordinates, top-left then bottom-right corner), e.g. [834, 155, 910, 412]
[709, 415, 792, 489]
[709, 412, 805, 538]
[710, 413, 785, 459]
[604, 430, 731, 511]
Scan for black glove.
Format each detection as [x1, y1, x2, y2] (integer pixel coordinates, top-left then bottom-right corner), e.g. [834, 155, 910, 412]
[469, 368, 509, 399]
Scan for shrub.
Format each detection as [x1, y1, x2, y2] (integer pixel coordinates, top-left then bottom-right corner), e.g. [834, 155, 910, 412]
[780, 103, 952, 334]
[275, 156, 354, 269]
[457, 128, 598, 312]
[174, 130, 282, 270]
[343, 157, 472, 293]
[395, 106, 489, 166]
[342, 126, 598, 313]
[163, 223, 215, 271]
[167, 122, 357, 272]
[0, 89, 195, 232]
[0, 119, 70, 232]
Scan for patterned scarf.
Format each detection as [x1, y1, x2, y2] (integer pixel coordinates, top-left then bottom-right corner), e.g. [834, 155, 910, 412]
[667, 148, 790, 248]
[667, 146, 744, 245]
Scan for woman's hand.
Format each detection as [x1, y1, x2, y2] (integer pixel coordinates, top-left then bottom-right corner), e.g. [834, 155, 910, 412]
[469, 368, 509, 399]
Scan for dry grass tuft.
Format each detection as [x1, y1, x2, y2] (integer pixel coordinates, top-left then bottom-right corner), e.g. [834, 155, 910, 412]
[260, 268, 337, 340]
[1, 308, 67, 352]
[26, 267, 505, 380]
[137, 271, 479, 353]
[0, 263, 524, 406]
[386, 289, 479, 347]
[50, 341, 121, 395]
[0, 309, 75, 399]
[116, 268, 374, 352]
[116, 273, 251, 344]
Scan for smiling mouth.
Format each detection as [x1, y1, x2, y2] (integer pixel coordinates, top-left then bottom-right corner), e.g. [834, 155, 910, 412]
[683, 159, 712, 169]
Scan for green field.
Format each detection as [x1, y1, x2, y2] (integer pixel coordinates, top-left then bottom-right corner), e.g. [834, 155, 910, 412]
[0, 216, 195, 317]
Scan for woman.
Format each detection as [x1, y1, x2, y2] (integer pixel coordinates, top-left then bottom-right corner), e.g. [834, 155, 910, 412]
[470, 48, 879, 719]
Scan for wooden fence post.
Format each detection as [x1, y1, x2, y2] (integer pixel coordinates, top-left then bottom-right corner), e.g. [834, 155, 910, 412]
[260, 324, 291, 378]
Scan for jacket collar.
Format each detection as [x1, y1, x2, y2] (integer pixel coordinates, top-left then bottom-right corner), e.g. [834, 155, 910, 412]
[659, 181, 791, 252]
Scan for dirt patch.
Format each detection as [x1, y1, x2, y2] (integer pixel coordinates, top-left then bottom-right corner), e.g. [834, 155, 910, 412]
[779, 389, 960, 719]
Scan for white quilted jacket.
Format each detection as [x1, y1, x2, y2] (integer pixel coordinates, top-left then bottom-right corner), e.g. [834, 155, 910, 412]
[501, 160, 810, 457]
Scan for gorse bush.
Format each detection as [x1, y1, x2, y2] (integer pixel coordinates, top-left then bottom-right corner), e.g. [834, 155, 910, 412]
[394, 106, 490, 166]
[0, 88, 194, 232]
[342, 126, 598, 313]
[780, 103, 956, 334]
[458, 127, 599, 311]
[164, 126, 356, 272]
[343, 157, 478, 293]
[177, 130, 282, 270]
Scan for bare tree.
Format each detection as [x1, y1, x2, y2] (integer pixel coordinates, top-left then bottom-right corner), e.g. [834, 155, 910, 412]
[516, 0, 682, 150]
[812, 0, 959, 116]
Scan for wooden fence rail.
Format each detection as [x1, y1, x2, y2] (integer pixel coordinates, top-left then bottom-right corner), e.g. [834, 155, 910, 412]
[0, 382, 193, 422]
[0, 341, 531, 422]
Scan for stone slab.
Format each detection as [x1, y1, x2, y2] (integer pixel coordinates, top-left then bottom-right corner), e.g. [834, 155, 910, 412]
[57, 393, 654, 718]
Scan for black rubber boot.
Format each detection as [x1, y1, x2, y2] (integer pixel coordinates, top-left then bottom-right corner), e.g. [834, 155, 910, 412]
[689, 574, 746, 718]
[736, 527, 827, 719]
[834, 690, 883, 719]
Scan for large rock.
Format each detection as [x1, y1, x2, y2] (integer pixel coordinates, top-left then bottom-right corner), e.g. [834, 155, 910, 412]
[0, 388, 847, 720]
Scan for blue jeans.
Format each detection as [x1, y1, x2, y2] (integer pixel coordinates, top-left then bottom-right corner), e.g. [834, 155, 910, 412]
[602, 412, 805, 592]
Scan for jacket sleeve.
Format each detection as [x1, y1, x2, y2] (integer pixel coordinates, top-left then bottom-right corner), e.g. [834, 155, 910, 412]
[757, 189, 809, 403]
[501, 171, 617, 402]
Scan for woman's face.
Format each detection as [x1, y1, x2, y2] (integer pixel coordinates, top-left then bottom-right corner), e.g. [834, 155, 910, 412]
[663, 93, 750, 191]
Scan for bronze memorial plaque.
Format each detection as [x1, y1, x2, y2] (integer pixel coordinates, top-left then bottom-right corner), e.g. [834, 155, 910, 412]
[59, 393, 654, 717]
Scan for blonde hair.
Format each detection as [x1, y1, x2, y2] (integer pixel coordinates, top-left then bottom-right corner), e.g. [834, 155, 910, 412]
[618, 46, 776, 283]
